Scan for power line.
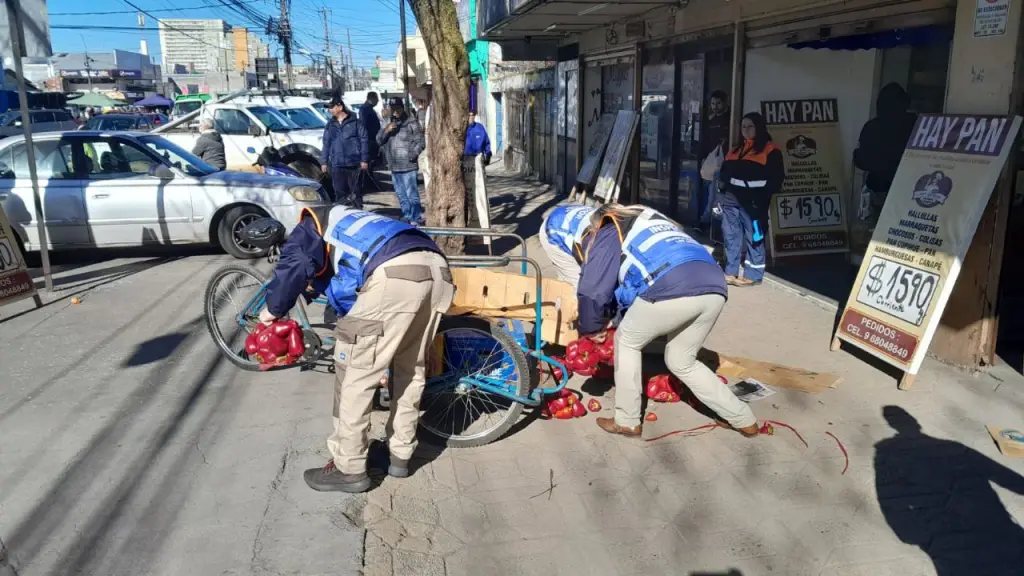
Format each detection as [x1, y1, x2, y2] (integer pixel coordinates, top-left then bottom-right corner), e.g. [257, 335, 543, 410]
[49, 3, 258, 16]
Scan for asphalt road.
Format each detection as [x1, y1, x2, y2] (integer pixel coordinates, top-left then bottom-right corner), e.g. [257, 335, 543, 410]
[0, 246, 363, 576]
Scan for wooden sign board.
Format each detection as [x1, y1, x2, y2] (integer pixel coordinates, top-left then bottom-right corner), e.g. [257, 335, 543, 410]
[833, 114, 1022, 389]
[576, 113, 615, 188]
[591, 111, 639, 206]
[0, 203, 36, 307]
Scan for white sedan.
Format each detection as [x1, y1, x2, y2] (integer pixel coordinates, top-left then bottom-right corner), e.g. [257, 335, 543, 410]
[0, 131, 331, 259]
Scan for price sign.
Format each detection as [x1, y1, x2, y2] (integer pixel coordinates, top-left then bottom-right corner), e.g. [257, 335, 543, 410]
[0, 204, 36, 307]
[761, 99, 849, 257]
[776, 193, 842, 229]
[835, 113, 1022, 381]
[855, 256, 939, 327]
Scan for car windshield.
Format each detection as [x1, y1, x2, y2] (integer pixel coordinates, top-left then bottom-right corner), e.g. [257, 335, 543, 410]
[280, 108, 326, 129]
[173, 101, 203, 117]
[247, 106, 299, 131]
[136, 134, 218, 177]
[312, 102, 329, 119]
[85, 117, 137, 131]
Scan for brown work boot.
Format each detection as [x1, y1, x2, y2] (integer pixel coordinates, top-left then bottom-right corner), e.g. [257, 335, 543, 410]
[725, 275, 741, 286]
[715, 420, 760, 438]
[596, 417, 642, 437]
[732, 276, 756, 287]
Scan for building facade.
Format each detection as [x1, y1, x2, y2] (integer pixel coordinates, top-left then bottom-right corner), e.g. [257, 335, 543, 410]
[159, 19, 230, 74]
[478, 0, 1024, 371]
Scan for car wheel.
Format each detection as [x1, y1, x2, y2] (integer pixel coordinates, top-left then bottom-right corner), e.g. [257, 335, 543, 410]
[288, 158, 320, 180]
[218, 206, 268, 259]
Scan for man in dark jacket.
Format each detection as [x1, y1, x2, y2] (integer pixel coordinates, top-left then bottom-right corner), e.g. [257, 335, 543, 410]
[192, 119, 226, 170]
[321, 95, 369, 207]
[854, 83, 918, 214]
[378, 99, 426, 224]
[462, 111, 492, 228]
[359, 92, 381, 165]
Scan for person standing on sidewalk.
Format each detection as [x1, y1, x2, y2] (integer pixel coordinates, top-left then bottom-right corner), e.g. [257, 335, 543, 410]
[259, 205, 454, 493]
[717, 112, 784, 287]
[700, 90, 731, 226]
[377, 98, 426, 225]
[321, 95, 369, 207]
[575, 204, 760, 438]
[360, 92, 382, 166]
[539, 204, 596, 289]
[462, 111, 492, 228]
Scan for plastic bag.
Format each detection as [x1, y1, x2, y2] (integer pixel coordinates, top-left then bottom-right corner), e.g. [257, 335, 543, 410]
[700, 145, 723, 181]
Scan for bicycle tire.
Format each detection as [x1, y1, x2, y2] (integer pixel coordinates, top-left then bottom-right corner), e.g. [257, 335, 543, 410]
[418, 315, 532, 449]
[204, 264, 269, 371]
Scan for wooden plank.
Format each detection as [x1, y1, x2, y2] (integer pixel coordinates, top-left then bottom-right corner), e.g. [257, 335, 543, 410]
[697, 349, 841, 393]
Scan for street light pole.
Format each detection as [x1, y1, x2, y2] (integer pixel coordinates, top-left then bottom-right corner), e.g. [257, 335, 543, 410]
[399, 0, 410, 101]
[6, 0, 54, 292]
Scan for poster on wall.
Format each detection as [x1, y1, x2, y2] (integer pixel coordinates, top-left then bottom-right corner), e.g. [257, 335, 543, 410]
[0, 205, 37, 307]
[834, 114, 1022, 386]
[762, 99, 849, 257]
[974, 0, 1010, 37]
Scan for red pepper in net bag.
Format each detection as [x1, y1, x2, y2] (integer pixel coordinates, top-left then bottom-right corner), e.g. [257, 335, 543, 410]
[595, 330, 615, 365]
[645, 374, 681, 403]
[286, 327, 305, 358]
[553, 406, 574, 419]
[547, 396, 570, 413]
[571, 401, 587, 418]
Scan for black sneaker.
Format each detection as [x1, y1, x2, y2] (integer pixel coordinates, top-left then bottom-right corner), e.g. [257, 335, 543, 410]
[303, 460, 371, 493]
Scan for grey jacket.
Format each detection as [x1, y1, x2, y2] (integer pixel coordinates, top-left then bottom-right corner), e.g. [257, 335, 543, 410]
[192, 131, 226, 170]
[376, 114, 425, 173]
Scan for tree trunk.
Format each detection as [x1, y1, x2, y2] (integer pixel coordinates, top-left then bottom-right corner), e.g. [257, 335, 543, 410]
[410, 0, 470, 254]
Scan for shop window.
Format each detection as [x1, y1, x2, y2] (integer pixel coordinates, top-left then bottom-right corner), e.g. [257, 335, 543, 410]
[639, 48, 675, 215]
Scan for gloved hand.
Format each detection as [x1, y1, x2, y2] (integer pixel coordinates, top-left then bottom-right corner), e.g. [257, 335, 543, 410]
[259, 307, 277, 326]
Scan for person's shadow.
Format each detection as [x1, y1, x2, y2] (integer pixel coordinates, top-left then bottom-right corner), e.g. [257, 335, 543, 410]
[874, 406, 1024, 575]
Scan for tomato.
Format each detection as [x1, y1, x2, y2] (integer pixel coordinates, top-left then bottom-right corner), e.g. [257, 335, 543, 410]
[547, 397, 569, 412]
[645, 412, 658, 422]
[587, 399, 602, 412]
[287, 329, 305, 357]
[553, 406, 574, 419]
[571, 402, 587, 418]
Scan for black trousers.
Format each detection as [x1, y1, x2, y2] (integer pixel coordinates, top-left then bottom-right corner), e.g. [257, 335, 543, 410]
[330, 166, 363, 208]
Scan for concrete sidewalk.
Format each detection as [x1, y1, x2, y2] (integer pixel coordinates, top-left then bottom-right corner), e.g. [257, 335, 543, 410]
[358, 166, 1024, 576]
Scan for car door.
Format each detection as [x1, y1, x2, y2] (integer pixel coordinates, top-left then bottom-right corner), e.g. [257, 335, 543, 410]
[52, 110, 77, 131]
[0, 137, 91, 248]
[212, 108, 265, 170]
[79, 135, 195, 246]
[30, 111, 55, 134]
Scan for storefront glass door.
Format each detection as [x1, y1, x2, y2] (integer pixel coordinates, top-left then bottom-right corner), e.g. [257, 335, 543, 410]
[677, 56, 705, 224]
[639, 47, 675, 215]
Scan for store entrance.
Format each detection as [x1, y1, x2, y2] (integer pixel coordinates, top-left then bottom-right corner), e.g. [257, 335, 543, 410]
[995, 143, 1024, 373]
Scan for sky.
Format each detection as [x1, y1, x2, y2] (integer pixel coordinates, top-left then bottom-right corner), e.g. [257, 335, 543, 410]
[46, 0, 415, 68]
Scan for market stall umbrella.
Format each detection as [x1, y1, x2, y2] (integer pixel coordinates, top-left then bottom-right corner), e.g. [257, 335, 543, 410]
[134, 94, 173, 107]
[67, 92, 127, 108]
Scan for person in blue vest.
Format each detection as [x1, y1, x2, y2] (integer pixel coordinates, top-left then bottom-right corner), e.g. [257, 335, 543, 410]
[539, 204, 596, 289]
[575, 204, 759, 438]
[259, 206, 455, 493]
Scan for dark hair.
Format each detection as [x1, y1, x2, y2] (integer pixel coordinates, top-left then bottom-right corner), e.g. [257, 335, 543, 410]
[736, 111, 772, 154]
[710, 90, 728, 102]
[368, 91, 379, 99]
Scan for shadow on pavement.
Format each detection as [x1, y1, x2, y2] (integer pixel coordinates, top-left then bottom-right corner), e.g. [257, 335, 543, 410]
[874, 406, 1024, 576]
[122, 319, 203, 367]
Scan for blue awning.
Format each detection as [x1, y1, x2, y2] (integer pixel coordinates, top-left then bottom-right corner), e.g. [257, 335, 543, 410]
[789, 25, 953, 51]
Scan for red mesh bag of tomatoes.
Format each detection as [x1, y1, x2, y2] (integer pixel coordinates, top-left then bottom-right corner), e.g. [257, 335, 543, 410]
[245, 319, 306, 371]
[645, 374, 683, 403]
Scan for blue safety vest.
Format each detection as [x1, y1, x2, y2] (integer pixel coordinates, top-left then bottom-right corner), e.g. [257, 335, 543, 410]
[611, 210, 716, 309]
[323, 206, 414, 315]
[545, 205, 596, 257]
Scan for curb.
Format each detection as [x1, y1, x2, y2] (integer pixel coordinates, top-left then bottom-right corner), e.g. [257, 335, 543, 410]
[762, 272, 840, 313]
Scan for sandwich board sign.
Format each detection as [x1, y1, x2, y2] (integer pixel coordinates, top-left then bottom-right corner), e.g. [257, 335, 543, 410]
[0, 204, 36, 307]
[833, 114, 1022, 388]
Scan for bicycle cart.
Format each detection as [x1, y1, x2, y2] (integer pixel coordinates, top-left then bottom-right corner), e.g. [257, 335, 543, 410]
[203, 227, 574, 448]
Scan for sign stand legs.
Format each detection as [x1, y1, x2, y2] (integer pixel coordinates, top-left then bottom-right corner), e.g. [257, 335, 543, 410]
[898, 373, 916, 391]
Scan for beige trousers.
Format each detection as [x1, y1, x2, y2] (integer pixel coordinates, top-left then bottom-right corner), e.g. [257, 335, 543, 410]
[328, 250, 454, 474]
[614, 293, 756, 429]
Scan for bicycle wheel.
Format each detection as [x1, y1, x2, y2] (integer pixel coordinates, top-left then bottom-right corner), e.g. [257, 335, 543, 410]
[204, 264, 270, 371]
[418, 316, 531, 448]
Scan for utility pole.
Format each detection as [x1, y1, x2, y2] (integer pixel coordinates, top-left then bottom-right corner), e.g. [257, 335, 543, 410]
[346, 28, 354, 91]
[279, 0, 293, 89]
[320, 6, 332, 88]
[79, 35, 93, 90]
[399, 0, 410, 101]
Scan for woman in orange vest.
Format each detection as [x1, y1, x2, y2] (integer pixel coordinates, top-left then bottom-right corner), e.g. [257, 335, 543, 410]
[717, 112, 785, 286]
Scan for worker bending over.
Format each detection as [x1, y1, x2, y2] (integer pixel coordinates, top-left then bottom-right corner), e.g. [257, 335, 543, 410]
[260, 206, 454, 493]
[539, 204, 596, 289]
[575, 204, 758, 437]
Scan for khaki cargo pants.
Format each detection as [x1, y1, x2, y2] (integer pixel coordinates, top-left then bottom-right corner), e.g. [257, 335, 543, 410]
[329, 250, 454, 474]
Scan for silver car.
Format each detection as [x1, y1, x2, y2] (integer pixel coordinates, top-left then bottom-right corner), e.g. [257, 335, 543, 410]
[0, 109, 78, 140]
[0, 131, 330, 259]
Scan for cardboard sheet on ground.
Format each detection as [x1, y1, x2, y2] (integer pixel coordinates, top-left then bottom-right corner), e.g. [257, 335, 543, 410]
[0, 204, 36, 307]
[987, 426, 1024, 458]
[448, 267, 578, 345]
[698, 349, 840, 393]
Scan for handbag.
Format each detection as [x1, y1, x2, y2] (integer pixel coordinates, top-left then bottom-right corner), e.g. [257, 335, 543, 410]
[700, 144, 723, 181]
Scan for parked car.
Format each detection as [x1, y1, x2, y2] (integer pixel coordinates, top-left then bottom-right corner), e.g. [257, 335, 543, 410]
[0, 109, 78, 139]
[0, 131, 330, 259]
[81, 113, 161, 132]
